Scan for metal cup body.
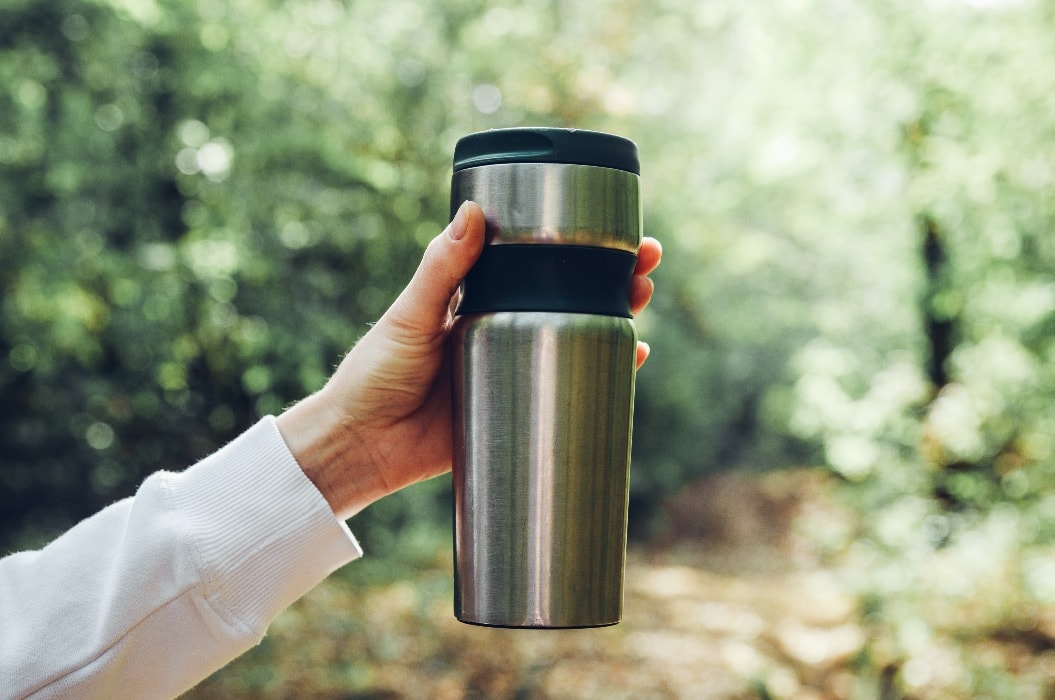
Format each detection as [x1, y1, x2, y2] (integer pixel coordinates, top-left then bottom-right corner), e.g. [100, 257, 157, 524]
[451, 158, 640, 628]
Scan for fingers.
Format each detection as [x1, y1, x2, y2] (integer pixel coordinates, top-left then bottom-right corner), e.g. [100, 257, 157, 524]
[633, 237, 661, 368]
[380, 210, 658, 364]
[635, 237, 662, 276]
[635, 341, 650, 370]
[630, 274, 654, 317]
[382, 201, 486, 342]
[630, 238, 661, 316]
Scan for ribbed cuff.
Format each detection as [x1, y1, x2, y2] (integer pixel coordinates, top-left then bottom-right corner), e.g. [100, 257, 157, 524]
[165, 416, 363, 638]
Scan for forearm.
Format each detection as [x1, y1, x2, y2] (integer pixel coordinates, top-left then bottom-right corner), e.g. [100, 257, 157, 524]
[0, 417, 361, 699]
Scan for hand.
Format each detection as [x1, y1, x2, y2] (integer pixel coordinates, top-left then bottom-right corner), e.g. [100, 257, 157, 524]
[277, 201, 662, 519]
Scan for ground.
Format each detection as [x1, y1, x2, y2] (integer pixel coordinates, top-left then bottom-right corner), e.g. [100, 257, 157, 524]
[186, 469, 1055, 699]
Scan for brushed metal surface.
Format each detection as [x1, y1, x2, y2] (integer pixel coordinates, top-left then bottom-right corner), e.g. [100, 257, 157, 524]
[451, 312, 637, 627]
[451, 162, 641, 251]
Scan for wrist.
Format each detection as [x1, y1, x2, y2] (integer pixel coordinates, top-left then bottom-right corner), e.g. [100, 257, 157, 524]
[275, 390, 387, 520]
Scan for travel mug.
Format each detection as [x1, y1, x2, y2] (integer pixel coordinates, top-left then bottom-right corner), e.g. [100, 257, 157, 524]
[450, 127, 641, 628]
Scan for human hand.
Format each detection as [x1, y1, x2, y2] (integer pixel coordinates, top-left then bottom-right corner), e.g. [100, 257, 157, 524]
[277, 201, 661, 519]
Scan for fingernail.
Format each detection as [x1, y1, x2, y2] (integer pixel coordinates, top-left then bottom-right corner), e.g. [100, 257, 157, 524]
[448, 201, 469, 241]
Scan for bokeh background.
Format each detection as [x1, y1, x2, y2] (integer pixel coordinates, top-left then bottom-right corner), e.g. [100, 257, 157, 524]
[4, 0, 1055, 696]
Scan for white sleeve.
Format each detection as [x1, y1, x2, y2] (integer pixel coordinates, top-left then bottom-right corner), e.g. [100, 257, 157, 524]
[0, 416, 363, 700]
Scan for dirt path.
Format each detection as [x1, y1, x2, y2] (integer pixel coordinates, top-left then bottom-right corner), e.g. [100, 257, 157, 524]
[188, 469, 880, 699]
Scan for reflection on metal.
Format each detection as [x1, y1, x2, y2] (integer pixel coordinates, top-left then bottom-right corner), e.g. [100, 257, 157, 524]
[452, 312, 636, 628]
[452, 162, 641, 251]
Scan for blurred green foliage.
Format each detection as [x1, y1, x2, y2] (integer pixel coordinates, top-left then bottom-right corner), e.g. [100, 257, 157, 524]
[5, 0, 1055, 690]
[1, 0, 446, 547]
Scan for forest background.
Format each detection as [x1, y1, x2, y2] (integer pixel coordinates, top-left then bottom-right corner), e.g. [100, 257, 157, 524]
[4, 0, 1055, 696]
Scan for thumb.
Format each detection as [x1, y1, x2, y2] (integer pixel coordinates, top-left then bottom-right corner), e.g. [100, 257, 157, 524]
[381, 200, 486, 342]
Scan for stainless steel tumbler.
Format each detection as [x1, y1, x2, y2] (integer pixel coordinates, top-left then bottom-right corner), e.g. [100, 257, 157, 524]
[450, 128, 641, 628]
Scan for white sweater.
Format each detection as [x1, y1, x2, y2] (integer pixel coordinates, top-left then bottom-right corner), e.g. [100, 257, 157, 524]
[0, 416, 363, 699]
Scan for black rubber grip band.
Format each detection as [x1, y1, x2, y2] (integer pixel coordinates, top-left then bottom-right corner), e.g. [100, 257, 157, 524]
[455, 245, 637, 318]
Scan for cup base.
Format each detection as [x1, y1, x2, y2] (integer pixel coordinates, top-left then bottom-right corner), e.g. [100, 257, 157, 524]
[455, 615, 620, 630]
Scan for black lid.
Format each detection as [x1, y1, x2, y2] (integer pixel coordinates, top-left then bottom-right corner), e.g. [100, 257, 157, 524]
[452, 127, 639, 175]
